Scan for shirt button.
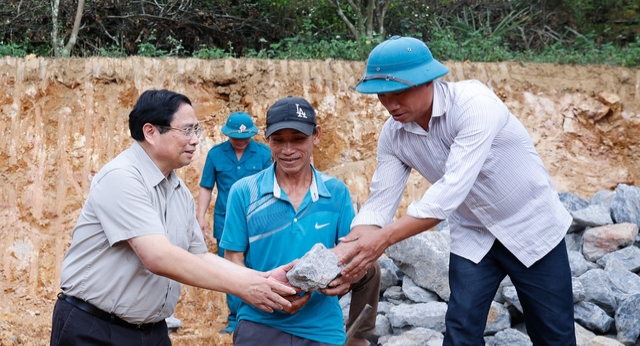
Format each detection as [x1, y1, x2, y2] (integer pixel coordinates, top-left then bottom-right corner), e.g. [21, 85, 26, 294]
[237, 166, 241, 169]
[294, 218, 298, 222]
[440, 161, 445, 166]
[471, 204, 477, 209]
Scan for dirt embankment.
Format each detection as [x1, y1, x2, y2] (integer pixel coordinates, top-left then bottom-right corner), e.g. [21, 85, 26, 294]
[0, 56, 638, 345]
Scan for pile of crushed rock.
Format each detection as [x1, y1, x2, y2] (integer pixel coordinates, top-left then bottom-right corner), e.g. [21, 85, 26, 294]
[339, 183, 640, 346]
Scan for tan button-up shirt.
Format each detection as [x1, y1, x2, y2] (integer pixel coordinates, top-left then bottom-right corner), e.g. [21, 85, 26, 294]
[60, 141, 206, 324]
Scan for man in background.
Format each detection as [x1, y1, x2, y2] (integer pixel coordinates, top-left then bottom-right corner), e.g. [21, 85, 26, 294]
[222, 96, 380, 346]
[197, 111, 272, 334]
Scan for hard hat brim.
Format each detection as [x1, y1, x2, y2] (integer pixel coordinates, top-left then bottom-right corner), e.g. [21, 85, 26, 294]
[356, 59, 449, 94]
[222, 124, 259, 138]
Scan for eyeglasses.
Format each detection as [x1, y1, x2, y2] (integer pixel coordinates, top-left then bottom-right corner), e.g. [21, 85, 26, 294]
[156, 125, 204, 138]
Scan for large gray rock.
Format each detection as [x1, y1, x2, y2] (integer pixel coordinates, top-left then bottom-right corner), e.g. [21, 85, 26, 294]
[589, 190, 616, 209]
[402, 276, 440, 304]
[286, 243, 343, 291]
[560, 191, 590, 233]
[569, 250, 592, 277]
[611, 184, 640, 228]
[382, 327, 444, 346]
[579, 269, 618, 315]
[487, 328, 532, 346]
[560, 191, 590, 212]
[573, 277, 587, 303]
[503, 286, 523, 313]
[602, 258, 640, 296]
[386, 231, 450, 301]
[597, 246, 640, 273]
[571, 204, 614, 227]
[387, 302, 448, 333]
[484, 301, 511, 336]
[574, 322, 597, 346]
[378, 257, 400, 292]
[614, 294, 640, 345]
[566, 231, 585, 252]
[574, 301, 615, 334]
[382, 286, 407, 305]
[493, 276, 513, 304]
[375, 314, 392, 338]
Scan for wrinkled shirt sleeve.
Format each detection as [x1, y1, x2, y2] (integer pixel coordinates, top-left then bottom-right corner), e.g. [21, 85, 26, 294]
[351, 120, 412, 228]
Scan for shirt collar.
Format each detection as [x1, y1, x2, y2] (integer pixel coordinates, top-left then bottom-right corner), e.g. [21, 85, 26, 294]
[261, 164, 330, 202]
[131, 141, 181, 189]
[390, 81, 446, 134]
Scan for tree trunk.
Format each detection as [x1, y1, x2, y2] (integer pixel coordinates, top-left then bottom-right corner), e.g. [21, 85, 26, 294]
[50, 0, 62, 57]
[62, 0, 85, 57]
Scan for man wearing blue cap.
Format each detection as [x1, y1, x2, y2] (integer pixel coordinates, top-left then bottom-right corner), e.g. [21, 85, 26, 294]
[336, 36, 576, 345]
[221, 96, 380, 346]
[197, 111, 272, 334]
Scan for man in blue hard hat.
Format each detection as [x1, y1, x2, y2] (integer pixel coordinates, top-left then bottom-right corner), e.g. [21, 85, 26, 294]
[197, 111, 272, 334]
[335, 36, 576, 345]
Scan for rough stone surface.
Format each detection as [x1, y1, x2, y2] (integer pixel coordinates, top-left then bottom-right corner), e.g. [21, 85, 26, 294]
[614, 294, 640, 345]
[286, 243, 343, 291]
[611, 184, 640, 228]
[582, 224, 639, 262]
[386, 231, 451, 301]
[579, 269, 619, 315]
[574, 301, 615, 334]
[488, 328, 533, 346]
[484, 301, 511, 336]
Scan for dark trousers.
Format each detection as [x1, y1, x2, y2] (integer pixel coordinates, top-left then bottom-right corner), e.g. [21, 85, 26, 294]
[444, 239, 576, 346]
[344, 260, 381, 339]
[50, 298, 171, 346]
[234, 320, 338, 346]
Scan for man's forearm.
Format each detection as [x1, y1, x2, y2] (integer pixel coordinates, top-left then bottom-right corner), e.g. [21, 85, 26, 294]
[225, 250, 246, 267]
[384, 215, 441, 246]
[197, 187, 213, 219]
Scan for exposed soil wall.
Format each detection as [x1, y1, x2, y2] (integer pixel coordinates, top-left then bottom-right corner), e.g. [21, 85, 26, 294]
[0, 56, 639, 345]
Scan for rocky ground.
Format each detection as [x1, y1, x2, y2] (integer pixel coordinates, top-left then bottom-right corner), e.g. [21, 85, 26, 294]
[0, 56, 638, 345]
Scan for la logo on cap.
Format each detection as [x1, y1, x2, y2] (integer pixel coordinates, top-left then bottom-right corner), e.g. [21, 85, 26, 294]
[295, 104, 307, 118]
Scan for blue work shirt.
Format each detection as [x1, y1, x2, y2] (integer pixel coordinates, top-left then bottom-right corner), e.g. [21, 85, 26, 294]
[221, 164, 354, 345]
[199, 139, 271, 239]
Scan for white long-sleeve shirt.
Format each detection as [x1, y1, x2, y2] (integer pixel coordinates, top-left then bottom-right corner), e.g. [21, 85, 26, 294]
[352, 80, 571, 267]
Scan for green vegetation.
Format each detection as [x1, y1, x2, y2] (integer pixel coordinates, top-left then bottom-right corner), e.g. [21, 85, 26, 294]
[1, 0, 638, 67]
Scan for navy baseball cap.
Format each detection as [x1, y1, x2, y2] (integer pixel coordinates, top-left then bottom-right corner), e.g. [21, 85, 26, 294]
[265, 96, 317, 138]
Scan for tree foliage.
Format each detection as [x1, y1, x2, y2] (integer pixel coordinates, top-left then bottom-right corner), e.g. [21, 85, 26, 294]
[0, 0, 637, 64]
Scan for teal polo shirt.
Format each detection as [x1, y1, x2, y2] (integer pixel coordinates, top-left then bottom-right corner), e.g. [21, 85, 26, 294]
[220, 164, 355, 345]
[199, 139, 271, 239]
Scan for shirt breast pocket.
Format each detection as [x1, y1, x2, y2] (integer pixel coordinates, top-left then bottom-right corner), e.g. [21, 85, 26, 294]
[215, 164, 236, 182]
[244, 161, 263, 174]
[167, 223, 192, 250]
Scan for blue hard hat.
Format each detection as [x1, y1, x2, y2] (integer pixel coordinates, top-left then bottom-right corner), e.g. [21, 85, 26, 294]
[356, 36, 449, 94]
[221, 111, 258, 139]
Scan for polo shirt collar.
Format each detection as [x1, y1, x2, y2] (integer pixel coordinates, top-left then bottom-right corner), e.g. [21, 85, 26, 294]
[131, 141, 181, 189]
[261, 164, 330, 202]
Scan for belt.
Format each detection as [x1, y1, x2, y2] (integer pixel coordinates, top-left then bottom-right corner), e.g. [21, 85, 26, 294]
[57, 292, 157, 330]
